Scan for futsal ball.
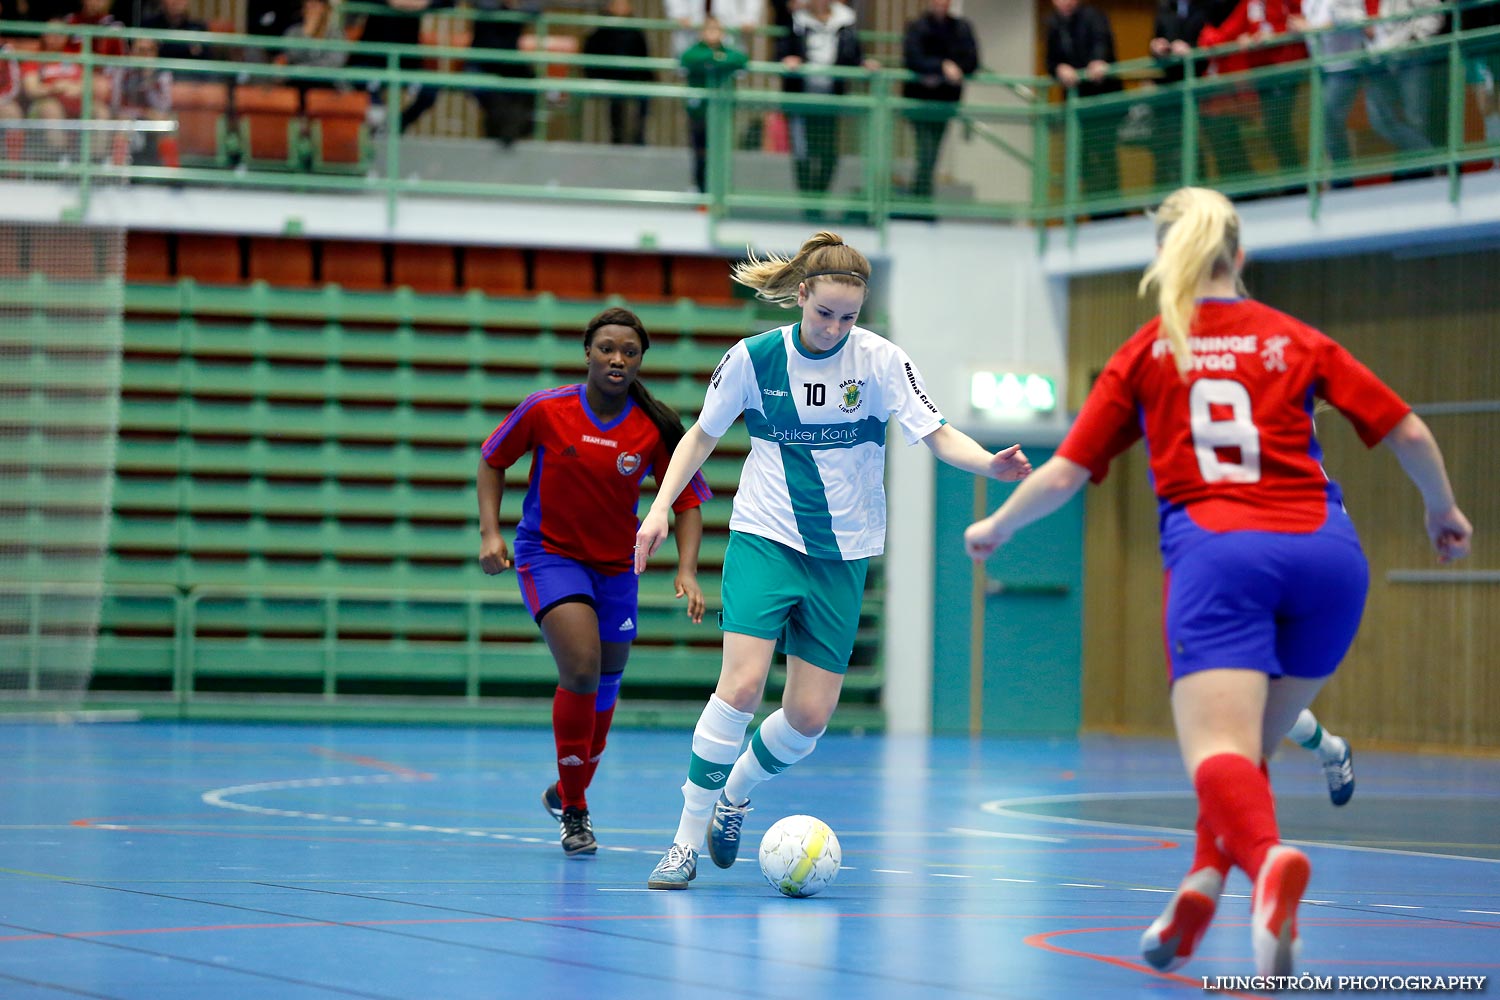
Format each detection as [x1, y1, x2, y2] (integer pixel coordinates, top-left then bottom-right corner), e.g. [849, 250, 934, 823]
[757, 814, 841, 898]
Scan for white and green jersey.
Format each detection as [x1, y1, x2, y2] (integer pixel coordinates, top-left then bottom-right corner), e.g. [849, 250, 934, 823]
[697, 323, 946, 560]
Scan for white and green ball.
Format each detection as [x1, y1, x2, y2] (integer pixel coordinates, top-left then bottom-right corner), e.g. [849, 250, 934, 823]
[757, 815, 841, 897]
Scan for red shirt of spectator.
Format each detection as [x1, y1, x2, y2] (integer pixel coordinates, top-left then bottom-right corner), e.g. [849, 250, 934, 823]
[64, 8, 128, 58]
[1200, 0, 1308, 69]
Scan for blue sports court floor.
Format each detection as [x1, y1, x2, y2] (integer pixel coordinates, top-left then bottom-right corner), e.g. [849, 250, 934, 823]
[1, 720, 1496, 999]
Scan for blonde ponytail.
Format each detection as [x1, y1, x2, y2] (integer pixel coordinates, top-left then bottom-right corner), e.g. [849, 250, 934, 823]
[731, 230, 871, 307]
[1138, 187, 1242, 377]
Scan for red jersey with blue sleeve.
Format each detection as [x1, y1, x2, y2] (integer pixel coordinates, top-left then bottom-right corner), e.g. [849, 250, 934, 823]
[1057, 299, 1411, 534]
[481, 384, 712, 573]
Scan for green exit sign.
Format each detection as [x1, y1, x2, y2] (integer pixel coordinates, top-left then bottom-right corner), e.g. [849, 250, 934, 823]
[970, 372, 1057, 416]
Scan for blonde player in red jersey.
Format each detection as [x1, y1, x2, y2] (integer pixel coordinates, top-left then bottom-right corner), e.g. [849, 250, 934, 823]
[964, 187, 1471, 977]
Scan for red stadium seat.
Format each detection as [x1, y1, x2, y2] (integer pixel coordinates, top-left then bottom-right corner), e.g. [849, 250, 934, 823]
[176, 234, 242, 285]
[170, 80, 231, 166]
[669, 254, 738, 304]
[304, 88, 370, 173]
[464, 246, 527, 296]
[533, 249, 595, 299]
[393, 243, 457, 294]
[234, 84, 303, 169]
[126, 231, 173, 284]
[249, 236, 314, 287]
[322, 241, 388, 290]
[601, 252, 667, 302]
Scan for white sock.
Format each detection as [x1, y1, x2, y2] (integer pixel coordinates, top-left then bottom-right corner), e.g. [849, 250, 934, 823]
[1318, 730, 1348, 762]
[673, 694, 753, 848]
[1286, 709, 1321, 747]
[722, 709, 822, 807]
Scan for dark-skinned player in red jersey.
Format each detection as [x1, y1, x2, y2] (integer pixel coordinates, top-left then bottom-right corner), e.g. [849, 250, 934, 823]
[477, 307, 713, 857]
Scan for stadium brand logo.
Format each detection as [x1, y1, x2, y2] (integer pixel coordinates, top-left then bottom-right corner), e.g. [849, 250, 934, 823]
[837, 378, 864, 414]
[762, 388, 789, 397]
[616, 451, 642, 475]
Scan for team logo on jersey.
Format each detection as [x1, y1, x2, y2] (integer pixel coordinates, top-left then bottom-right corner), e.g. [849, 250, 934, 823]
[837, 378, 865, 414]
[616, 451, 642, 475]
[1261, 335, 1290, 372]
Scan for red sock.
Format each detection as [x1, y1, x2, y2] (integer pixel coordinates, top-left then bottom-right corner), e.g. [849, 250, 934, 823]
[552, 687, 596, 811]
[1191, 809, 1232, 876]
[579, 705, 616, 791]
[1194, 752, 1280, 879]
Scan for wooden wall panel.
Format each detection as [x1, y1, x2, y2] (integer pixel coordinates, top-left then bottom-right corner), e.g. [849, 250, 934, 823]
[1069, 249, 1499, 749]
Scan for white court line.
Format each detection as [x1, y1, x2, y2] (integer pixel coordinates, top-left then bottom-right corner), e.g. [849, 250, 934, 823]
[993, 877, 1035, 883]
[1371, 904, 1422, 909]
[872, 869, 910, 874]
[1061, 883, 1104, 888]
[948, 826, 1067, 844]
[980, 791, 1500, 865]
[931, 873, 969, 879]
[1461, 909, 1500, 915]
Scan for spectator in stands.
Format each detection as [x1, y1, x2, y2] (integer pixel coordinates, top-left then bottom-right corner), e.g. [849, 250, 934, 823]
[348, 0, 452, 133]
[1, 43, 24, 163]
[142, 0, 209, 61]
[1460, 0, 1500, 162]
[1045, 0, 1123, 205]
[582, 0, 654, 146]
[465, 0, 535, 149]
[113, 34, 179, 165]
[64, 0, 126, 55]
[1290, 0, 1371, 179]
[23, 20, 114, 151]
[1198, 0, 1307, 182]
[282, 0, 348, 95]
[246, 0, 302, 39]
[1192, 0, 1256, 182]
[777, 0, 873, 213]
[665, 0, 764, 59]
[901, 0, 979, 201]
[1364, 0, 1444, 154]
[681, 15, 747, 193]
[1148, 0, 1213, 189]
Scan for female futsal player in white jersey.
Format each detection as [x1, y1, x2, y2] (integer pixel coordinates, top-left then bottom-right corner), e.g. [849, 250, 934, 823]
[633, 231, 1033, 889]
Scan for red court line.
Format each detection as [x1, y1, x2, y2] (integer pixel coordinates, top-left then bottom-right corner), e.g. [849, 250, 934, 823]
[1024, 925, 1268, 1000]
[307, 746, 433, 779]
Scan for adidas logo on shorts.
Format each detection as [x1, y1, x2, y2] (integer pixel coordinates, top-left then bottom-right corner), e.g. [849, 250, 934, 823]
[618, 617, 634, 631]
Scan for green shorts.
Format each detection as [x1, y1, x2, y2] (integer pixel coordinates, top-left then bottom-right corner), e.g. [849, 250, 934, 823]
[719, 530, 868, 675]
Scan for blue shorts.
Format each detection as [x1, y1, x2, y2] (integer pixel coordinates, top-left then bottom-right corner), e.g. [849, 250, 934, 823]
[1159, 504, 1369, 682]
[513, 548, 639, 643]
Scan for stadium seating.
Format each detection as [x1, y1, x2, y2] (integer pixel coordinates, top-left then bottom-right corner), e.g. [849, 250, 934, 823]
[73, 242, 887, 723]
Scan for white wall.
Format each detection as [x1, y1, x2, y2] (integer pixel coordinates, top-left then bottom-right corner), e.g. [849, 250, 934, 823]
[881, 218, 1070, 735]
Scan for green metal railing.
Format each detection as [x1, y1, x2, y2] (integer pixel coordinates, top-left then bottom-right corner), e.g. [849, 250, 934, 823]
[0, 3, 1497, 237]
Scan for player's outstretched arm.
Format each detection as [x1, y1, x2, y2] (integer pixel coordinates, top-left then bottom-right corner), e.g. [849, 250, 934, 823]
[671, 506, 706, 623]
[1381, 412, 1473, 563]
[963, 456, 1091, 560]
[920, 424, 1033, 481]
[636, 423, 720, 574]
[476, 459, 512, 574]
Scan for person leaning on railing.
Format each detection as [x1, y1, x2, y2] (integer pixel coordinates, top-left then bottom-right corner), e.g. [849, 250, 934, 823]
[1044, 0, 1123, 206]
[1200, 0, 1308, 186]
[1289, 0, 1372, 182]
[1148, 0, 1214, 190]
[776, 0, 876, 212]
[901, 0, 978, 201]
[1364, 0, 1445, 158]
[681, 15, 747, 194]
[582, 0, 654, 147]
[464, 0, 535, 150]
